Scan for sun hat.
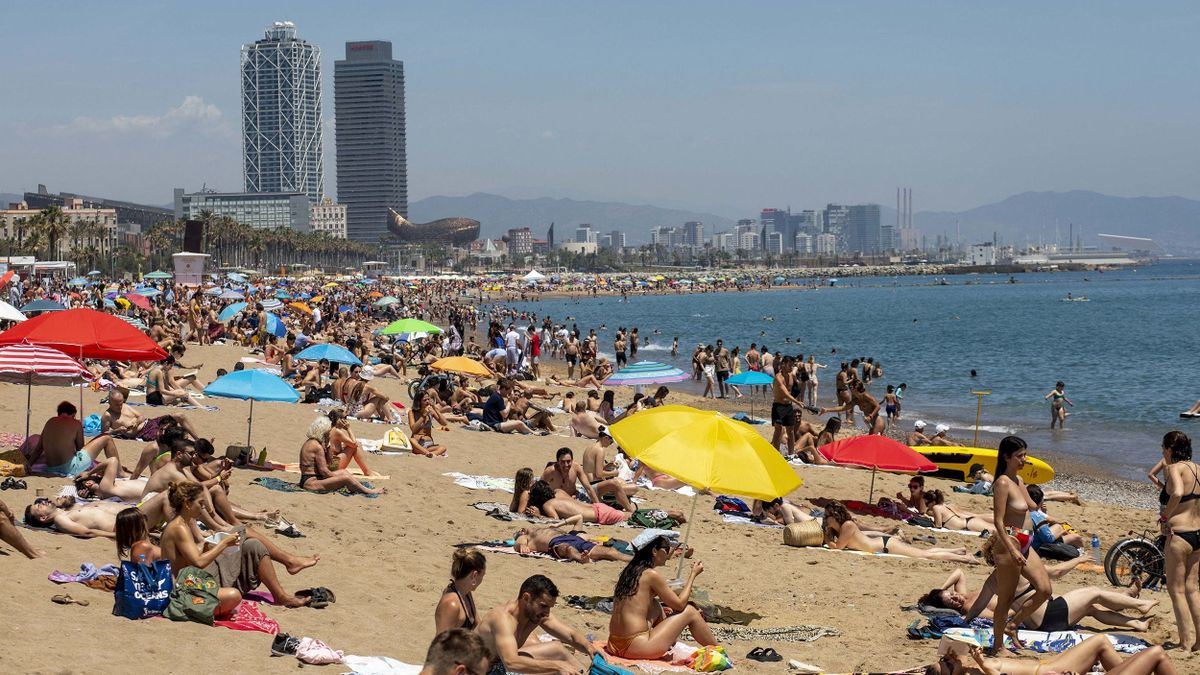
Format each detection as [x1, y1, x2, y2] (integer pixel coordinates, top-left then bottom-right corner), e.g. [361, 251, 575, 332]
[631, 529, 679, 552]
[935, 424, 949, 434]
[914, 420, 926, 429]
[358, 368, 375, 381]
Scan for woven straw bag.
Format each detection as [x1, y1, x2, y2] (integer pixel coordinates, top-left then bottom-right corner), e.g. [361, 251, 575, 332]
[783, 520, 824, 547]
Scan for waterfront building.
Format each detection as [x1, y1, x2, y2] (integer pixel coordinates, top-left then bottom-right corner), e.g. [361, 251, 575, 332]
[311, 197, 347, 238]
[507, 227, 533, 256]
[174, 188, 311, 231]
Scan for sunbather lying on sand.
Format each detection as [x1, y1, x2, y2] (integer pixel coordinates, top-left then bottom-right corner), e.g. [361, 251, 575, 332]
[75, 457, 147, 501]
[514, 515, 632, 563]
[24, 492, 176, 538]
[751, 498, 815, 525]
[923, 490, 996, 533]
[607, 531, 717, 659]
[927, 637, 1176, 675]
[923, 566, 1157, 633]
[0, 498, 43, 558]
[527, 480, 685, 526]
[822, 501, 976, 563]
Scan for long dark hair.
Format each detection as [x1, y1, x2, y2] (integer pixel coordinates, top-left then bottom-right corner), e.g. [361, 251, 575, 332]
[613, 535, 672, 600]
[995, 435, 1027, 478]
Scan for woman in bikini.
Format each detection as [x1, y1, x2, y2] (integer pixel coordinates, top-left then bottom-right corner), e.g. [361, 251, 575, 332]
[327, 410, 375, 473]
[1159, 430, 1200, 650]
[114, 507, 161, 563]
[434, 548, 485, 633]
[297, 417, 386, 496]
[407, 395, 448, 457]
[924, 489, 996, 534]
[509, 467, 535, 514]
[1044, 381, 1073, 429]
[976, 435, 1051, 656]
[928, 637, 1177, 675]
[822, 501, 976, 563]
[921, 566, 1157, 634]
[606, 533, 717, 659]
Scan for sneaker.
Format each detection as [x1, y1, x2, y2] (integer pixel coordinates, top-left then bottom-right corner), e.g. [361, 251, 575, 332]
[270, 632, 300, 657]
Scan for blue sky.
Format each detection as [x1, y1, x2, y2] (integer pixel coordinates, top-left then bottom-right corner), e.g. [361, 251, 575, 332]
[1, 1, 1197, 215]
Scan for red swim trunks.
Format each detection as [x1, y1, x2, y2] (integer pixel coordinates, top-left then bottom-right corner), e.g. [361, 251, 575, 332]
[592, 502, 627, 526]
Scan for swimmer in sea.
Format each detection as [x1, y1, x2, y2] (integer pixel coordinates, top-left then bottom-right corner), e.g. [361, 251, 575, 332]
[1044, 381, 1073, 429]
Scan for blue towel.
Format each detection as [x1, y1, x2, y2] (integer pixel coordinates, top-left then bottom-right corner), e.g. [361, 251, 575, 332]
[731, 412, 767, 425]
[251, 475, 378, 498]
[83, 414, 102, 437]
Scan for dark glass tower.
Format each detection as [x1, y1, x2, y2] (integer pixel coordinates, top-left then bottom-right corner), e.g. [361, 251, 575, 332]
[334, 40, 407, 244]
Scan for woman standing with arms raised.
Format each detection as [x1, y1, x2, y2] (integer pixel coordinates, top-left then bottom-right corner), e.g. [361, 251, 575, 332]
[1159, 430, 1200, 650]
[968, 436, 1051, 656]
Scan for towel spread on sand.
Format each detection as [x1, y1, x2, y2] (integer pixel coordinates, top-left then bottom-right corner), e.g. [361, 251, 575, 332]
[49, 563, 120, 588]
[279, 462, 389, 480]
[939, 627, 1148, 654]
[472, 501, 551, 523]
[127, 401, 220, 411]
[721, 513, 782, 528]
[214, 600, 280, 634]
[474, 544, 569, 562]
[340, 655, 421, 675]
[251, 475, 380, 498]
[591, 640, 698, 674]
[445, 472, 515, 492]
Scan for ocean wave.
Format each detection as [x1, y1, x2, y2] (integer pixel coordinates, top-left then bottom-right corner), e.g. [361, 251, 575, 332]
[691, 313, 709, 318]
[636, 344, 670, 352]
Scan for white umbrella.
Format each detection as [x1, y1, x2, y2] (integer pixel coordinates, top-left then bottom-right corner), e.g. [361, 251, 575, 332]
[0, 301, 27, 323]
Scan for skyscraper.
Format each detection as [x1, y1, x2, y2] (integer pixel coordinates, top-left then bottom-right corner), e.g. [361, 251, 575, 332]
[334, 40, 407, 244]
[845, 204, 882, 255]
[241, 22, 324, 203]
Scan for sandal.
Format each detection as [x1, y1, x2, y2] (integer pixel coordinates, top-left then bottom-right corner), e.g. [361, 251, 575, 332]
[296, 587, 336, 609]
[51, 594, 90, 607]
[1, 477, 13, 490]
[11, 479, 26, 490]
[759, 648, 783, 662]
[746, 648, 766, 661]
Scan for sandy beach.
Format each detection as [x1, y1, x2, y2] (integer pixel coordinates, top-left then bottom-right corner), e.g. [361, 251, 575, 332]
[1, 340, 1192, 674]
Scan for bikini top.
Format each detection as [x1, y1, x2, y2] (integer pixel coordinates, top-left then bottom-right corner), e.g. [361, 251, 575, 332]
[445, 582, 477, 630]
[1160, 463, 1200, 506]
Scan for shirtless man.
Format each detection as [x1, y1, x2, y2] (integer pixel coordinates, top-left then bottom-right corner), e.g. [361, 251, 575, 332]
[145, 356, 201, 407]
[834, 362, 853, 426]
[24, 492, 172, 539]
[541, 447, 633, 512]
[770, 357, 804, 456]
[929, 424, 954, 446]
[143, 439, 241, 529]
[907, 420, 932, 446]
[820, 382, 886, 435]
[476, 575, 595, 675]
[103, 387, 198, 444]
[567, 402, 604, 439]
[564, 335, 580, 380]
[420, 629, 493, 675]
[514, 515, 632, 563]
[24, 401, 123, 478]
[528, 481, 684, 526]
[75, 457, 147, 501]
[580, 431, 638, 501]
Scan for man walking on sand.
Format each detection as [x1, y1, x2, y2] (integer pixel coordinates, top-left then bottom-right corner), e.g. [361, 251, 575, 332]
[771, 357, 804, 457]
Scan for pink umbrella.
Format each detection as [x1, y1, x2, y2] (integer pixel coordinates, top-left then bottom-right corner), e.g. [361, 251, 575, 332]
[0, 344, 94, 437]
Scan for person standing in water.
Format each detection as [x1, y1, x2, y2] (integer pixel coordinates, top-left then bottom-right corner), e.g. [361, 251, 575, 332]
[1044, 381, 1074, 429]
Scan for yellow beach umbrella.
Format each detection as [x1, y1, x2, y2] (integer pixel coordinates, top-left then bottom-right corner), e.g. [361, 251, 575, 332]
[322, 282, 338, 288]
[609, 404, 802, 574]
[288, 302, 312, 315]
[430, 356, 492, 378]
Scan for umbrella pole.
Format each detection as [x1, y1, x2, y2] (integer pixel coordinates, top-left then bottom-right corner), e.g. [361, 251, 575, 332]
[25, 374, 32, 439]
[869, 467, 877, 503]
[247, 398, 254, 447]
[674, 491, 701, 579]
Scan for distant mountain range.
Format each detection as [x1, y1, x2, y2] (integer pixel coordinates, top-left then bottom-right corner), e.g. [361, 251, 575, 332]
[411, 190, 1198, 251]
[913, 191, 1200, 253]
[409, 192, 735, 243]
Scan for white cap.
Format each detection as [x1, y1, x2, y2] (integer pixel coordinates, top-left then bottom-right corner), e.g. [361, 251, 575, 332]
[631, 529, 679, 552]
[914, 420, 926, 429]
[935, 424, 950, 434]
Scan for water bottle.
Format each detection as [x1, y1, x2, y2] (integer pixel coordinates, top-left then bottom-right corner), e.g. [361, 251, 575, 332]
[1091, 534, 1101, 563]
[257, 447, 268, 466]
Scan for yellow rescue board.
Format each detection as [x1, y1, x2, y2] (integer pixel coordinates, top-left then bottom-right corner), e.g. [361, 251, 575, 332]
[918, 446, 1056, 485]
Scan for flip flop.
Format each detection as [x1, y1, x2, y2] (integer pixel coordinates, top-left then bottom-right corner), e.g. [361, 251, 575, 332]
[51, 594, 89, 607]
[759, 648, 783, 662]
[0, 477, 13, 490]
[11, 479, 26, 490]
[296, 587, 336, 609]
[745, 647, 766, 661]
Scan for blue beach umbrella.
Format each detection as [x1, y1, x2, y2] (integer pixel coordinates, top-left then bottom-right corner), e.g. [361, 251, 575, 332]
[204, 287, 223, 296]
[218, 290, 244, 300]
[218, 302, 248, 323]
[67, 277, 89, 287]
[260, 298, 283, 311]
[726, 371, 775, 418]
[20, 299, 67, 314]
[204, 369, 300, 446]
[295, 343, 362, 366]
[260, 312, 287, 338]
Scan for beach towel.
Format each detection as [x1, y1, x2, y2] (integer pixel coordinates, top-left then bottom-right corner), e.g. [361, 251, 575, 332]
[445, 472, 515, 493]
[474, 543, 568, 563]
[939, 627, 1148, 655]
[720, 513, 781, 529]
[83, 414, 102, 437]
[591, 640, 698, 674]
[472, 501, 551, 523]
[296, 637, 344, 665]
[340, 655, 421, 675]
[250, 476, 380, 498]
[213, 599, 280, 634]
[49, 562, 120, 585]
[729, 412, 767, 425]
[127, 402, 219, 411]
[0, 434, 28, 449]
[280, 462, 389, 480]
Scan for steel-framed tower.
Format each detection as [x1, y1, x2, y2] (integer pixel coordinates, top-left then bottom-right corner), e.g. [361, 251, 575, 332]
[241, 21, 324, 203]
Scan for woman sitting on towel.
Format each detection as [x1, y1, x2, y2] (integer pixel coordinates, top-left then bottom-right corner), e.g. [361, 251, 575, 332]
[327, 410, 377, 472]
[822, 501, 977, 563]
[919, 566, 1157, 634]
[508, 468, 535, 515]
[435, 548, 486, 633]
[407, 395, 449, 457]
[923, 490, 996, 534]
[159, 480, 319, 611]
[297, 417, 386, 496]
[607, 532, 718, 659]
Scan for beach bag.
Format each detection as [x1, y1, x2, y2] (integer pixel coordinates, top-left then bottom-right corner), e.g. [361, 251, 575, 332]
[163, 566, 220, 625]
[783, 520, 824, 547]
[112, 559, 173, 620]
[687, 645, 731, 672]
[590, 654, 633, 675]
[908, 515, 935, 529]
[383, 427, 412, 452]
[1036, 540, 1083, 561]
[713, 496, 750, 514]
[629, 509, 678, 529]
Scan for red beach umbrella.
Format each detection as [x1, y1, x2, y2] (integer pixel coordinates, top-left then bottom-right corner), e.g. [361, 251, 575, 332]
[818, 435, 938, 502]
[0, 344, 94, 437]
[123, 293, 151, 310]
[0, 307, 167, 361]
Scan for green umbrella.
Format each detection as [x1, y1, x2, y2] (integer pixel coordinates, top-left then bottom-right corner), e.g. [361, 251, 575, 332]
[144, 271, 173, 280]
[380, 318, 442, 335]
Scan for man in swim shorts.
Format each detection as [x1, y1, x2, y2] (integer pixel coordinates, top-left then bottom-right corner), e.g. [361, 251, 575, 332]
[102, 388, 199, 442]
[514, 516, 631, 562]
[23, 401, 123, 478]
[527, 481, 684, 527]
[770, 357, 802, 456]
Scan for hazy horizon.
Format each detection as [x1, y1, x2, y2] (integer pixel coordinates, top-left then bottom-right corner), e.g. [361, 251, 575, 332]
[2, 1, 1197, 215]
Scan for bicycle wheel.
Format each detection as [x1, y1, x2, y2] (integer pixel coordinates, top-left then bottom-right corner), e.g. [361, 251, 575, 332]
[1104, 538, 1164, 588]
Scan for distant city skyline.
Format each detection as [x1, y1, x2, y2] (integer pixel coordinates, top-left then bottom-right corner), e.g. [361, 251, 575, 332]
[2, 1, 1197, 215]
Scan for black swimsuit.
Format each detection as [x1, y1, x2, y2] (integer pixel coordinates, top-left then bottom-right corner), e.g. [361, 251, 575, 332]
[1161, 464, 1200, 551]
[444, 582, 477, 630]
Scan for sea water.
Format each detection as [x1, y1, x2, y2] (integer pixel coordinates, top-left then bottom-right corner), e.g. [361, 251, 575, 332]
[503, 260, 1200, 480]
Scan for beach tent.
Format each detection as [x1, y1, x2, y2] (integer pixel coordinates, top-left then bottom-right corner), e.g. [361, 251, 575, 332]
[523, 270, 546, 283]
[204, 370, 300, 447]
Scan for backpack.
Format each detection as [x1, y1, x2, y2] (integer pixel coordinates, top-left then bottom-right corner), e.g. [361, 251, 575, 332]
[713, 496, 750, 514]
[163, 566, 221, 625]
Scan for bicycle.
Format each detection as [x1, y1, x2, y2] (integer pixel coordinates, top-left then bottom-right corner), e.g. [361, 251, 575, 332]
[1103, 530, 1167, 590]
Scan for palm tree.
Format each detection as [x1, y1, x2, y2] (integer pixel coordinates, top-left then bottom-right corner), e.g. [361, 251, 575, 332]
[35, 206, 69, 260]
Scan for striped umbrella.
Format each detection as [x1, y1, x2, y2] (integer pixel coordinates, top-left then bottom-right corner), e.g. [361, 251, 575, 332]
[603, 361, 690, 387]
[0, 344, 94, 436]
[260, 298, 283, 311]
[117, 315, 148, 331]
